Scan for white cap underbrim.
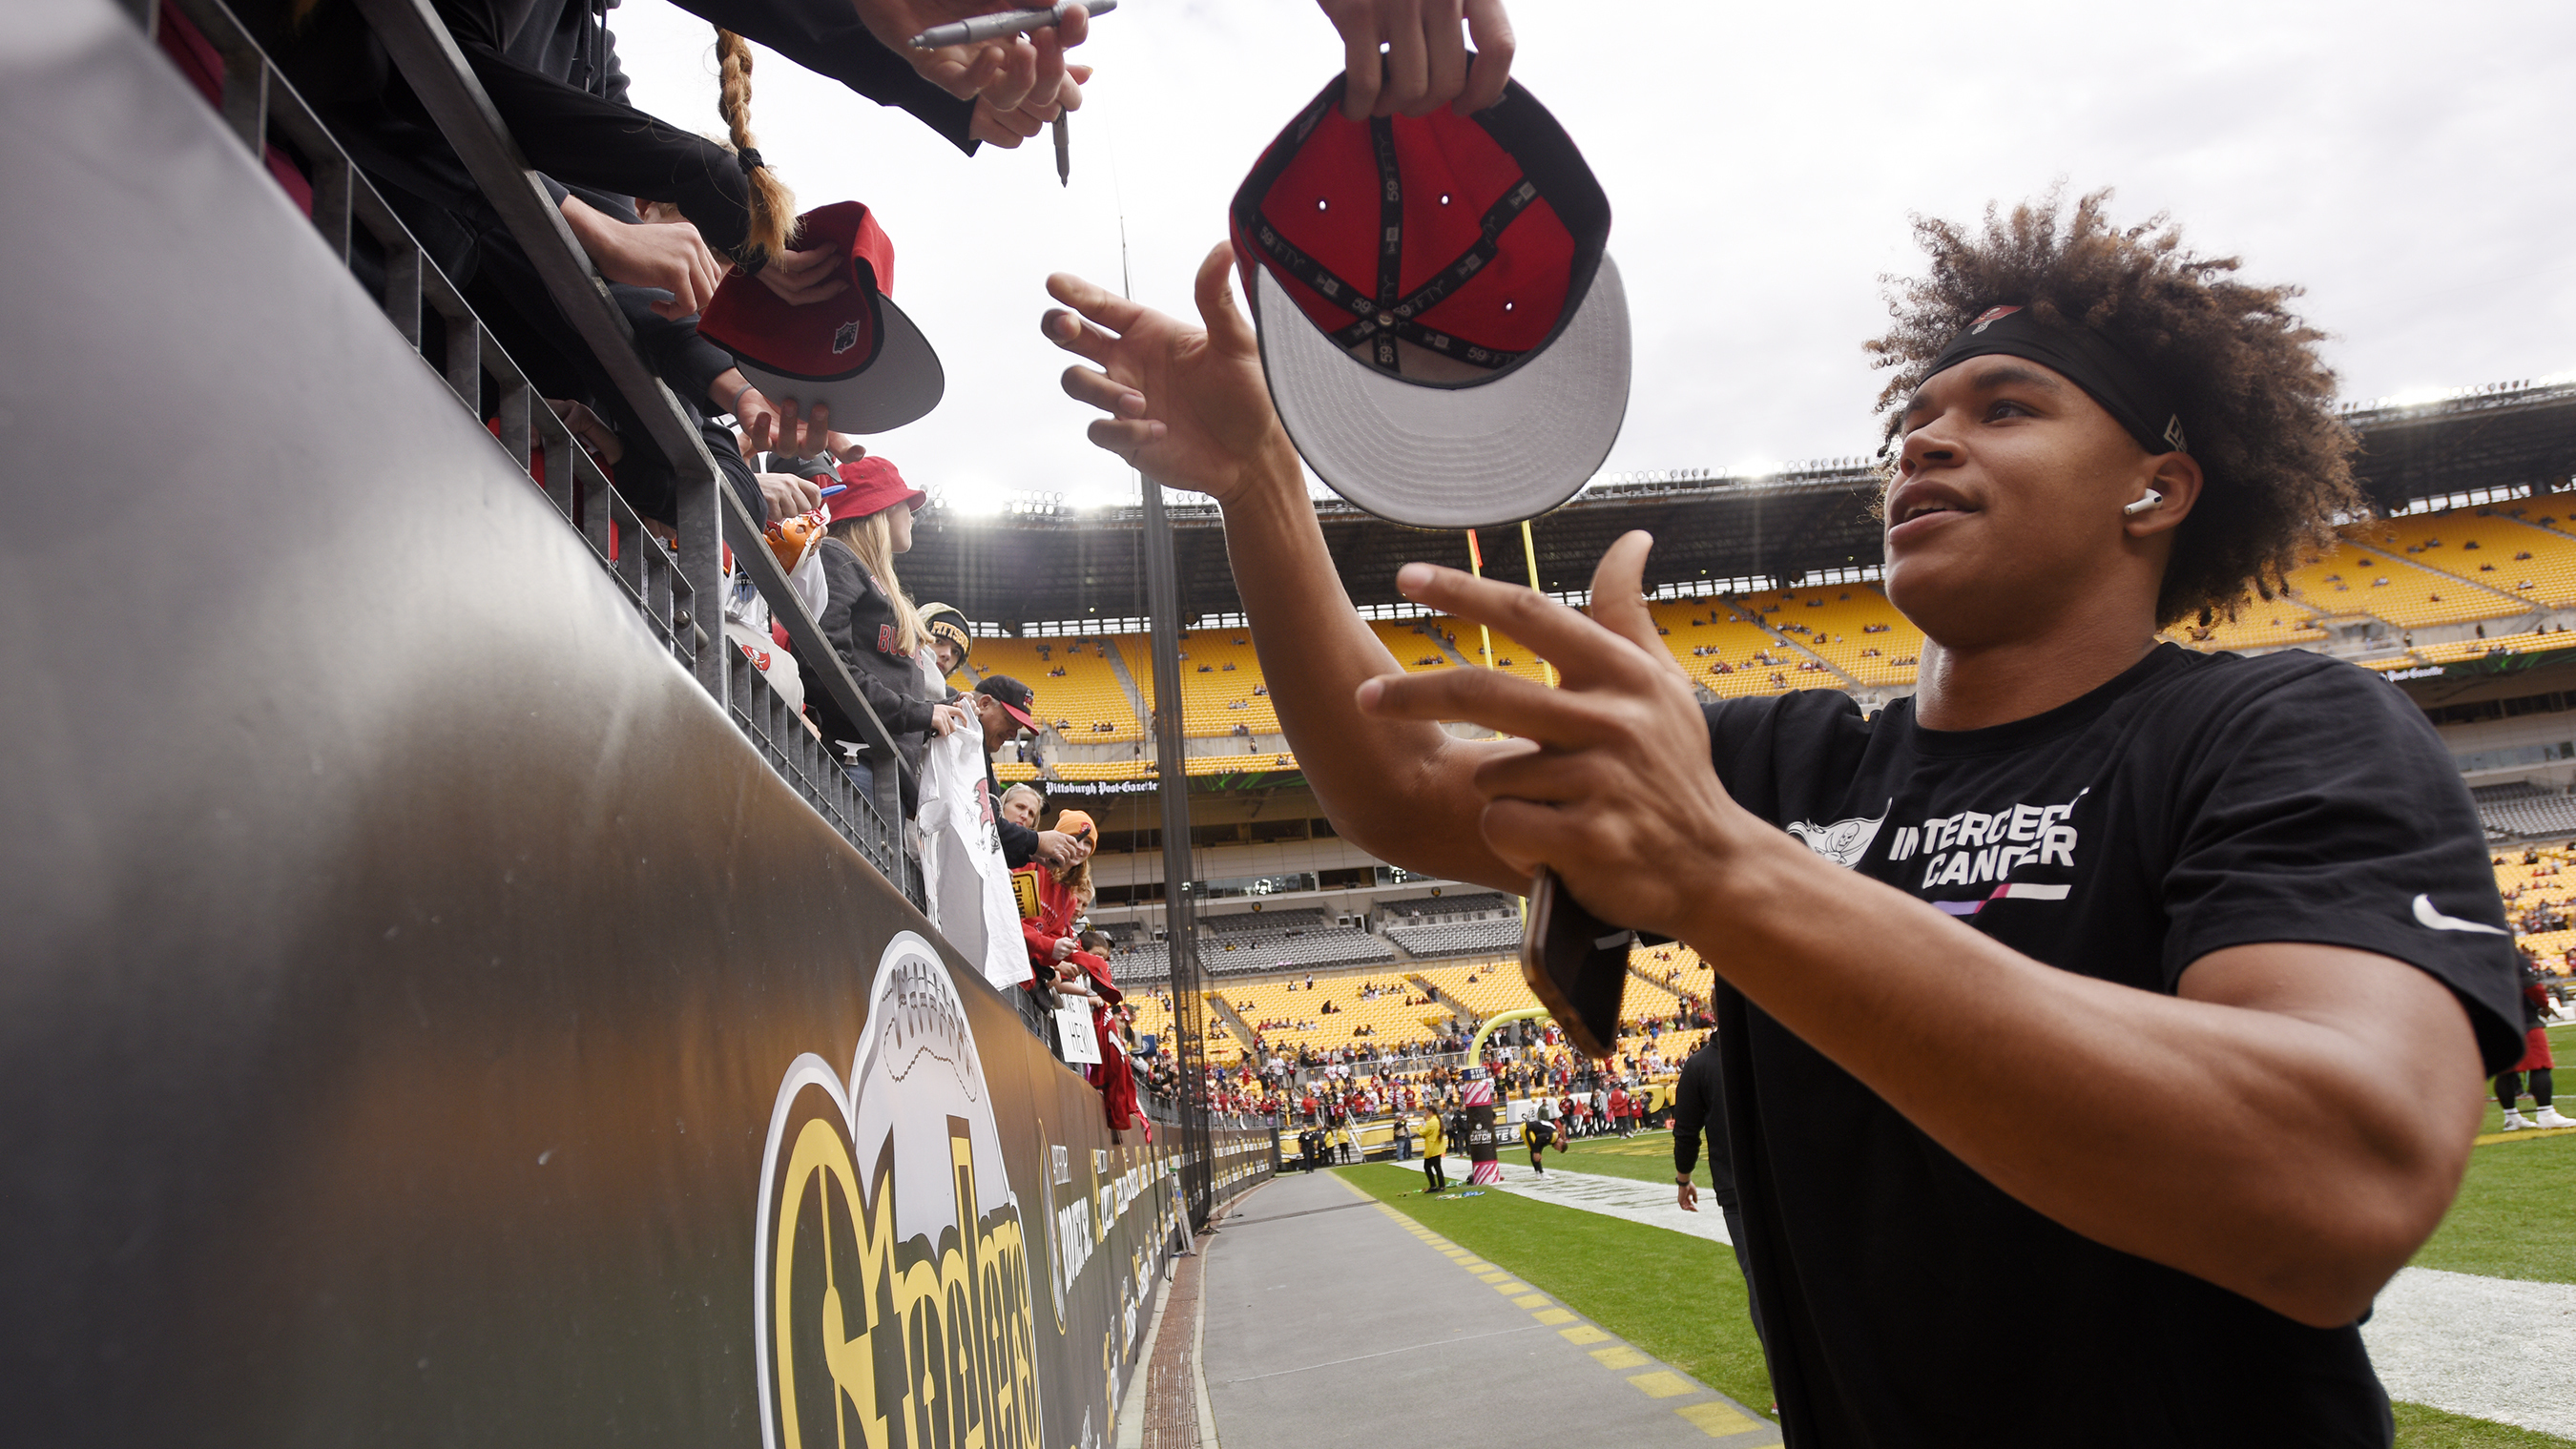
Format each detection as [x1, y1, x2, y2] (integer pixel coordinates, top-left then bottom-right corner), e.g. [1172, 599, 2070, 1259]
[1254, 255, 1631, 529]
[735, 293, 945, 436]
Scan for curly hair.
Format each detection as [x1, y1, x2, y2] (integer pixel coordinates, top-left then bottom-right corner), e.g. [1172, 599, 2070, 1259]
[1865, 189, 2360, 627]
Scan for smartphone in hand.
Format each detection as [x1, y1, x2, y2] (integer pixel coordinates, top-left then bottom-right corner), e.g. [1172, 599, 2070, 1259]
[1518, 867, 1635, 1060]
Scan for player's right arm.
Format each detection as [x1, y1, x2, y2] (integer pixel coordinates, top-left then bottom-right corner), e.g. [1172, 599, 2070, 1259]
[1043, 243, 1527, 891]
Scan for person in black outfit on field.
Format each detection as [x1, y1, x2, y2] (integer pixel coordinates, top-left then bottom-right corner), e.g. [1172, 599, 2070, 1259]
[1673, 1035, 1760, 1348]
[1046, 182, 2529, 1444]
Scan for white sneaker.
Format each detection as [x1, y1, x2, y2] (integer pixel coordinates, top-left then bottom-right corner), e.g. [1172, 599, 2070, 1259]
[2501, 1110, 2532, 1131]
[2536, 1107, 2576, 1129]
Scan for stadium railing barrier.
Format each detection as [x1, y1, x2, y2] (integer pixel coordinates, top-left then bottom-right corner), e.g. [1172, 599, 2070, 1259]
[9, 5, 1251, 1439]
[129, 0, 921, 897]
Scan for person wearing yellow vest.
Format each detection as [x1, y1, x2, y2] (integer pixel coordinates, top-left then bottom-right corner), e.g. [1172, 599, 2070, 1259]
[1418, 1107, 1447, 1193]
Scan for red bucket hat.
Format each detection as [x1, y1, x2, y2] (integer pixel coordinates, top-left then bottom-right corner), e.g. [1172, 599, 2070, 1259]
[696, 200, 945, 434]
[824, 455, 926, 524]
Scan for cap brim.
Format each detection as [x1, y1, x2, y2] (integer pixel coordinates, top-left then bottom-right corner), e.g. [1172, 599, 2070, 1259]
[734, 293, 945, 436]
[999, 701, 1038, 732]
[1253, 255, 1631, 530]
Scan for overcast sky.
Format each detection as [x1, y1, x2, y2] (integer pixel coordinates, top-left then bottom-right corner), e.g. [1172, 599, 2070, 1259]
[609, 0, 2576, 515]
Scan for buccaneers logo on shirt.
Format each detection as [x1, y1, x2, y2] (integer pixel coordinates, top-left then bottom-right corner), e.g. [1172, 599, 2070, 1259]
[1786, 800, 1891, 869]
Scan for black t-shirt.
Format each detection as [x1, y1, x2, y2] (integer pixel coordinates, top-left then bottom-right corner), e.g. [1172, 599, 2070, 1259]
[1707, 644, 2520, 1447]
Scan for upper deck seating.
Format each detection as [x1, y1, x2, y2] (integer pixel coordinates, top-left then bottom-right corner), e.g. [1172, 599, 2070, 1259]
[969, 634, 1144, 741]
[2368, 508, 2576, 611]
[2281, 538, 2525, 630]
[1729, 586, 1927, 689]
[1647, 597, 1835, 696]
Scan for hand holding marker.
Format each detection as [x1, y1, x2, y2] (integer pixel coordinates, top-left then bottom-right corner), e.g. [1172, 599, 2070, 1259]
[911, 2, 1116, 185]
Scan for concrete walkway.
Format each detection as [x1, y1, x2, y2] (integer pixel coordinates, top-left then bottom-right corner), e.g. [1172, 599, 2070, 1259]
[1199, 1169, 1776, 1448]
[2361, 1267, 2576, 1436]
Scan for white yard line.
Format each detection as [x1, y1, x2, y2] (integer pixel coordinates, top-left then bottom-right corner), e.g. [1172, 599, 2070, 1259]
[2361, 1266, 2576, 1436]
[1475, 1162, 1735, 1245]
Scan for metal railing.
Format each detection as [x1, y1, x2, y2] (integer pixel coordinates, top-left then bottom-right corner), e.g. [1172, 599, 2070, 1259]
[126, 0, 920, 898]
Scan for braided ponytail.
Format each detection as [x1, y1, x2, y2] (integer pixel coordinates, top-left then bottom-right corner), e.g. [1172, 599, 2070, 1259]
[714, 30, 797, 265]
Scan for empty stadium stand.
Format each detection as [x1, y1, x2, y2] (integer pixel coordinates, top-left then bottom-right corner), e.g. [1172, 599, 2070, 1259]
[1369, 617, 1467, 673]
[1119, 631, 1279, 737]
[1197, 909, 1397, 971]
[2280, 538, 2526, 630]
[1731, 585, 1925, 690]
[2367, 509, 2576, 610]
[2164, 594, 2333, 652]
[1409, 960, 1542, 1019]
[2415, 627, 2576, 665]
[1648, 595, 1845, 695]
[1381, 891, 1515, 921]
[1213, 974, 1454, 1053]
[966, 633, 1144, 741]
[1386, 919, 1520, 958]
[2479, 791, 2576, 840]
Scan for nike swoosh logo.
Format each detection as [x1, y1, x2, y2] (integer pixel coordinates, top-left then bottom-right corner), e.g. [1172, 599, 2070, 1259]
[2413, 893, 2508, 936]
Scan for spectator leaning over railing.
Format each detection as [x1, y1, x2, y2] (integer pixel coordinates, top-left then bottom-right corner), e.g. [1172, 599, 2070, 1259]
[248, 0, 1090, 533]
[808, 456, 963, 800]
[919, 603, 975, 682]
[970, 678, 1084, 869]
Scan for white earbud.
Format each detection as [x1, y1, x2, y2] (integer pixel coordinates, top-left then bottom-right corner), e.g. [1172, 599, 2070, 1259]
[2122, 487, 2165, 518]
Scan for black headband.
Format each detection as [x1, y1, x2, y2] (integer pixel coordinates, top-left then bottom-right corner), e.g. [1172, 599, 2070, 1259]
[1922, 305, 2188, 456]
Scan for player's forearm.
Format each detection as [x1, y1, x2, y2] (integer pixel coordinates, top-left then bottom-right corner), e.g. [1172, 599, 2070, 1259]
[1217, 442, 1520, 889]
[1682, 833, 2475, 1327]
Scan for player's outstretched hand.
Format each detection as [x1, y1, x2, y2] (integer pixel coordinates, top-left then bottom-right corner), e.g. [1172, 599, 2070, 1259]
[1352, 531, 1746, 941]
[1043, 242, 1296, 505]
[1320, 0, 1513, 118]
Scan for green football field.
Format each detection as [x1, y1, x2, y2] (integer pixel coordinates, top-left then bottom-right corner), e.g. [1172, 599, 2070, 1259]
[1337, 1029, 2576, 1447]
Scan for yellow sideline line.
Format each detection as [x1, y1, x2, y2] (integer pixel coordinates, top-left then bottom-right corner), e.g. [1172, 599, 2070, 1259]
[1326, 1171, 1777, 1442]
[2474, 1125, 2576, 1147]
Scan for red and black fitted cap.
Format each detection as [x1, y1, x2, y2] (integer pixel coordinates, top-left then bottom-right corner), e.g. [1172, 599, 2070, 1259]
[976, 674, 1040, 733]
[697, 200, 945, 434]
[1229, 71, 1630, 530]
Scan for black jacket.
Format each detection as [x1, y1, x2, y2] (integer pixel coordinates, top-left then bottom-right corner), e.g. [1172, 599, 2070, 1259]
[257, 0, 972, 262]
[809, 539, 939, 778]
[1671, 1039, 1735, 1208]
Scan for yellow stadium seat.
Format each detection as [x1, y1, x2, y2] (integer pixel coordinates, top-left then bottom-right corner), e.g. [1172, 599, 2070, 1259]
[1116, 631, 1281, 738]
[2281, 537, 2524, 631]
[2369, 508, 2576, 611]
[1727, 586, 1927, 690]
[1369, 617, 1467, 674]
[967, 634, 1144, 742]
[2163, 593, 2331, 653]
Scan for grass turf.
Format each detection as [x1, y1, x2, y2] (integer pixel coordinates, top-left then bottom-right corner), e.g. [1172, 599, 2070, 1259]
[1362, 1066, 2576, 1446]
[2412, 1132, 2576, 1284]
[1335, 1161, 1773, 1413]
[2393, 1401, 2576, 1448]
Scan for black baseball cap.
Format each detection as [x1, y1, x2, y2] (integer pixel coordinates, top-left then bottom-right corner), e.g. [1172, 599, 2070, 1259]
[975, 674, 1039, 732]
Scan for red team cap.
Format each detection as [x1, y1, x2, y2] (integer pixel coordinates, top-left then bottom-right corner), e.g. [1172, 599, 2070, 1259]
[1229, 72, 1630, 529]
[697, 200, 945, 434]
